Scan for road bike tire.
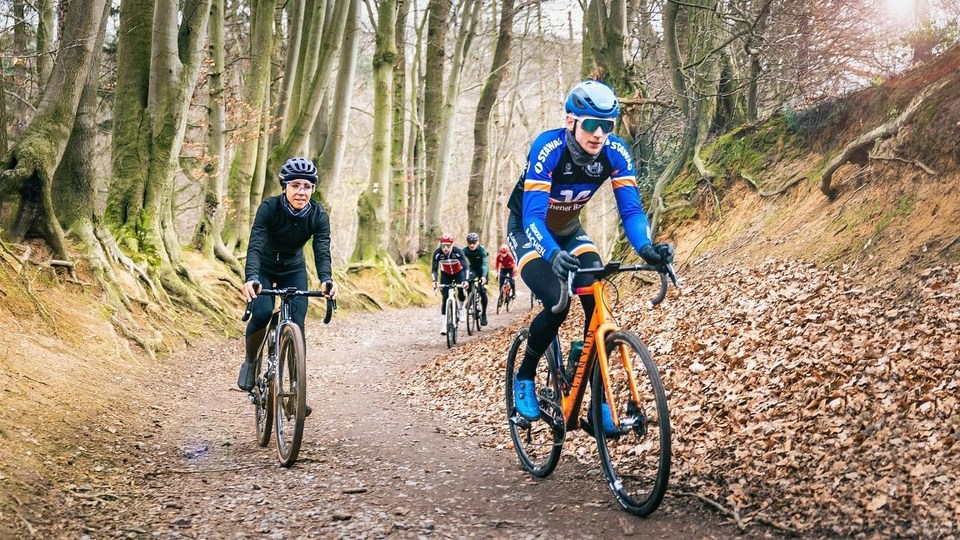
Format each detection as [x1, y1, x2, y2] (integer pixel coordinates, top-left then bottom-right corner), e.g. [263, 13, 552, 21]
[474, 291, 483, 332]
[496, 284, 504, 315]
[505, 328, 563, 478]
[466, 293, 476, 336]
[505, 288, 512, 313]
[592, 330, 670, 516]
[445, 297, 456, 348]
[253, 334, 273, 447]
[274, 323, 307, 467]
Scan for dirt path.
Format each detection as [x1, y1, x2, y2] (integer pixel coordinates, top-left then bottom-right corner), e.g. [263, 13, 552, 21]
[41, 295, 786, 539]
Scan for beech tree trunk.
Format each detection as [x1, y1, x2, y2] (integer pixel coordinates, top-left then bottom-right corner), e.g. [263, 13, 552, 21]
[467, 0, 517, 234]
[0, 0, 109, 259]
[353, 0, 396, 262]
[420, 0, 449, 245]
[426, 0, 482, 241]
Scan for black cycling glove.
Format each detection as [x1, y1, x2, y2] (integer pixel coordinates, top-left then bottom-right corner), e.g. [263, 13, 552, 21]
[549, 250, 580, 280]
[639, 243, 675, 267]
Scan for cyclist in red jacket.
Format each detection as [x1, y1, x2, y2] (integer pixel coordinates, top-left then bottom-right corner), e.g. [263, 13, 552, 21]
[495, 244, 517, 300]
[431, 233, 468, 334]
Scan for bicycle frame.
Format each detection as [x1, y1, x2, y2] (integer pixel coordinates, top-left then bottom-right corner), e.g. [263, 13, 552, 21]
[552, 263, 674, 432]
[555, 279, 627, 431]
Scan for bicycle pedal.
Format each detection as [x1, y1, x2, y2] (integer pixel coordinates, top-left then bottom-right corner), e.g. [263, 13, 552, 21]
[510, 413, 532, 429]
[247, 392, 257, 405]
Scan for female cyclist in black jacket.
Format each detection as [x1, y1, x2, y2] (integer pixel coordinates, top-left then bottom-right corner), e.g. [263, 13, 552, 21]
[237, 157, 338, 391]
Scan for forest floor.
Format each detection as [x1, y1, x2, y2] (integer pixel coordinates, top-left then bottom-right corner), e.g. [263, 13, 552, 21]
[6, 290, 788, 539]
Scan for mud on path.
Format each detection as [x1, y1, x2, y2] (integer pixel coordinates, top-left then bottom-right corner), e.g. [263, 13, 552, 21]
[37, 295, 785, 539]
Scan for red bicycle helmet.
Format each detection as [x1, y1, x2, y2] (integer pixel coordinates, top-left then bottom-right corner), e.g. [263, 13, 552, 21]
[499, 244, 509, 254]
[439, 233, 454, 244]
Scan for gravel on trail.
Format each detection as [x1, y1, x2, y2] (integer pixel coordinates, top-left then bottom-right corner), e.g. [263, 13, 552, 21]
[39, 295, 782, 539]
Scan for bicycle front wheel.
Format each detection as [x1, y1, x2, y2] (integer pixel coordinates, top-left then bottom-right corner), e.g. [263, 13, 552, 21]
[445, 298, 456, 348]
[466, 294, 476, 336]
[496, 286, 504, 314]
[592, 330, 670, 516]
[505, 329, 564, 477]
[253, 335, 273, 447]
[274, 323, 307, 467]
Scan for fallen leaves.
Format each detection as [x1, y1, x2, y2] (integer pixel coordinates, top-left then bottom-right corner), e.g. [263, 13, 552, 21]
[412, 259, 960, 537]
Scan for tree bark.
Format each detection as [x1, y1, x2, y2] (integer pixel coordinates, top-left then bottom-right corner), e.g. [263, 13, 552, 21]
[353, 0, 396, 262]
[467, 0, 516, 235]
[390, 0, 411, 260]
[35, 0, 55, 90]
[223, 0, 277, 250]
[317, 0, 360, 200]
[267, 0, 350, 194]
[426, 0, 482, 241]
[420, 0, 449, 245]
[0, 0, 109, 259]
[273, 0, 305, 145]
[194, 0, 227, 259]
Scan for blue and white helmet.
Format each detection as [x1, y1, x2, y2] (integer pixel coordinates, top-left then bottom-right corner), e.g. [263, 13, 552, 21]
[565, 80, 619, 119]
[278, 156, 318, 187]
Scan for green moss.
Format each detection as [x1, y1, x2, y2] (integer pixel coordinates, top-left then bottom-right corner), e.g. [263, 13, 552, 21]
[873, 193, 916, 236]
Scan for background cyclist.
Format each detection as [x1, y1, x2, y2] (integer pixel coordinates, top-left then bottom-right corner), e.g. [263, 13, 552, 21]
[238, 157, 339, 393]
[505, 80, 674, 423]
[462, 232, 490, 326]
[431, 233, 468, 335]
[495, 244, 517, 301]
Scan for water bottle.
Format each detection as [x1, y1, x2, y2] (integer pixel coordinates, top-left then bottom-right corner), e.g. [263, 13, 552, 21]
[565, 340, 584, 378]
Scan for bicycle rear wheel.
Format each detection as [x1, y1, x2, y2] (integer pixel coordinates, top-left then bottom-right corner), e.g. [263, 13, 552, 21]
[274, 323, 307, 467]
[592, 330, 670, 516]
[505, 329, 564, 477]
[466, 293, 476, 336]
[253, 333, 273, 447]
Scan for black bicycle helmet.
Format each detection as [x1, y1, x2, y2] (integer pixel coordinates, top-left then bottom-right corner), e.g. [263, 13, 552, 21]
[278, 156, 318, 186]
[466, 232, 479, 243]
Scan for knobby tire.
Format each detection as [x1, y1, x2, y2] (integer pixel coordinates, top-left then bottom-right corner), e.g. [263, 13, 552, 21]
[275, 323, 307, 467]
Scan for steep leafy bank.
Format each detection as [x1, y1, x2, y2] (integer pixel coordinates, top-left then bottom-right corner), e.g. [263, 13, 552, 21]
[411, 260, 959, 537]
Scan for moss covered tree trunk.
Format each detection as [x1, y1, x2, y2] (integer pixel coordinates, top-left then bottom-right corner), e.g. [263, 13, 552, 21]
[273, 0, 304, 146]
[35, 0, 55, 90]
[223, 0, 276, 251]
[193, 0, 233, 267]
[0, 0, 109, 259]
[426, 0, 481, 241]
[353, 0, 395, 262]
[467, 0, 516, 235]
[420, 0, 448, 246]
[106, 0, 211, 301]
[266, 0, 349, 193]
[317, 0, 359, 200]
[389, 0, 411, 259]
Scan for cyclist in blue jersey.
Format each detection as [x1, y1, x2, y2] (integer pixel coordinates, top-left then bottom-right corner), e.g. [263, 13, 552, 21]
[505, 80, 674, 423]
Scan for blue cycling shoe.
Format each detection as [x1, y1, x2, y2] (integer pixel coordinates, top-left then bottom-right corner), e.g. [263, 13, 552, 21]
[584, 403, 617, 437]
[513, 378, 541, 420]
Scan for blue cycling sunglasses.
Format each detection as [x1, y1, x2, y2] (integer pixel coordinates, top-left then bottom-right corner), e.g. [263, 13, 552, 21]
[575, 116, 615, 134]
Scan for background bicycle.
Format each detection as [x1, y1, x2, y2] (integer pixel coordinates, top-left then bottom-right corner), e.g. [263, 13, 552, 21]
[242, 286, 335, 467]
[497, 275, 514, 314]
[437, 283, 464, 348]
[465, 276, 485, 335]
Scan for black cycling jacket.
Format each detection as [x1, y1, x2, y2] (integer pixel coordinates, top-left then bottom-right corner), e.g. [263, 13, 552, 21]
[244, 195, 332, 284]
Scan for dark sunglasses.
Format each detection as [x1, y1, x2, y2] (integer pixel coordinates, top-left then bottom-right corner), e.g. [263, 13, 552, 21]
[577, 117, 615, 134]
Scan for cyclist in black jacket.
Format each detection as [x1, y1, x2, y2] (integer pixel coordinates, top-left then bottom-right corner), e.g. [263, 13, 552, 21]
[462, 232, 489, 326]
[238, 157, 339, 392]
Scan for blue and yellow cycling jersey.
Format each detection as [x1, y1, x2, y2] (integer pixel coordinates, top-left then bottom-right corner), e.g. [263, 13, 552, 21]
[506, 128, 652, 261]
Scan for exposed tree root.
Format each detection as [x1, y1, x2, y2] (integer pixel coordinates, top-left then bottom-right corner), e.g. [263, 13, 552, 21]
[0, 238, 58, 335]
[818, 77, 952, 199]
[111, 314, 159, 360]
[868, 153, 936, 175]
[740, 172, 807, 197]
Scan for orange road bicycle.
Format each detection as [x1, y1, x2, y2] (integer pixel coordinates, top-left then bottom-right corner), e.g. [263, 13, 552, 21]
[242, 287, 335, 467]
[505, 261, 677, 516]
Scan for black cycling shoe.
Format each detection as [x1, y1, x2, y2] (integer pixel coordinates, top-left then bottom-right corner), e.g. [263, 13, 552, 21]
[237, 361, 256, 391]
[305, 405, 312, 418]
[481, 313, 488, 326]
